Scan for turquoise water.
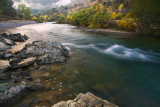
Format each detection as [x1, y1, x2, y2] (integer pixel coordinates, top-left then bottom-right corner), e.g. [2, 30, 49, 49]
[11, 23, 160, 107]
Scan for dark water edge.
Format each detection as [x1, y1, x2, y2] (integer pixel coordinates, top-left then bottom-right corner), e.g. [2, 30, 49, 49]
[4, 22, 160, 107]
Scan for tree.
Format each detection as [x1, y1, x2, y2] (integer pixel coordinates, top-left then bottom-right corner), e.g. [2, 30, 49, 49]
[18, 3, 32, 19]
[0, 0, 16, 16]
[56, 14, 66, 24]
[129, 0, 160, 36]
[42, 15, 48, 23]
[37, 15, 43, 23]
[32, 16, 37, 21]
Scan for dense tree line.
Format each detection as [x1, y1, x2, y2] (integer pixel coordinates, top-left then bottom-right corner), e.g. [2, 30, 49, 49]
[63, 0, 160, 36]
[129, 0, 160, 36]
[0, 0, 16, 16]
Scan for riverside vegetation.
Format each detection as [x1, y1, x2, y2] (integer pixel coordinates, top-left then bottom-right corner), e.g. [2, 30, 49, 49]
[1, 0, 160, 37]
[31, 0, 160, 36]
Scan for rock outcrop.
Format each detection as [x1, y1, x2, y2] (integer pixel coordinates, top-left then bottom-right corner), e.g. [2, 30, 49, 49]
[1, 33, 29, 42]
[0, 34, 70, 106]
[15, 40, 70, 65]
[0, 33, 29, 59]
[52, 92, 118, 107]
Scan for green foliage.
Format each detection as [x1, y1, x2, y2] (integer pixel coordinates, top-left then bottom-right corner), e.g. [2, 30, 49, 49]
[129, 0, 160, 36]
[37, 15, 43, 23]
[42, 15, 48, 23]
[111, 12, 117, 20]
[116, 13, 125, 20]
[32, 16, 37, 21]
[118, 4, 124, 13]
[0, 0, 16, 16]
[48, 15, 54, 21]
[56, 14, 66, 24]
[18, 3, 32, 19]
[0, 9, 3, 16]
[67, 3, 113, 28]
[117, 18, 135, 31]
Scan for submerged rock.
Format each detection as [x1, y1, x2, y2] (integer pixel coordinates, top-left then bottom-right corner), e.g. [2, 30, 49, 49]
[29, 79, 43, 91]
[52, 92, 118, 107]
[39, 66, 50, 71]
[17, 40, 70, 64]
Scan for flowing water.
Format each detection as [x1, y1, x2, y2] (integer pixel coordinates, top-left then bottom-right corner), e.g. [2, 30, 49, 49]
[9, 22, 160, 107]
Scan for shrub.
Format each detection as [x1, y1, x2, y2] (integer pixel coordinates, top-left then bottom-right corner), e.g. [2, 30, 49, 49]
[32, 16, 37, 21]
[56, 14, 66, 24]
[117, 18, 135, 31]
[115, 13, 124, 20]
[0, 9, 3, 15]
[48, 15, 54, 21]
[37, 16, 43, 23]
[111, 12, 117, 19]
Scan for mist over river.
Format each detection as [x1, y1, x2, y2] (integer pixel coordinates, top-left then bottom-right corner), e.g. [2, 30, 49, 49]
[9, 22, 160, 107]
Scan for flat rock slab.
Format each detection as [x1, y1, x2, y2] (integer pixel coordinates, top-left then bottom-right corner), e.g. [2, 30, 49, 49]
[10, 57, 36, 69]
[0, 60, 10, 72]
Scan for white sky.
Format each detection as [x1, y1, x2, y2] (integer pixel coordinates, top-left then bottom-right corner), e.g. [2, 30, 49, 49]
[12, 0, 73, 9]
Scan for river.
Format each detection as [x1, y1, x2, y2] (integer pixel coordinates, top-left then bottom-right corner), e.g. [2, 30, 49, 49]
[9, 22, 160, 107]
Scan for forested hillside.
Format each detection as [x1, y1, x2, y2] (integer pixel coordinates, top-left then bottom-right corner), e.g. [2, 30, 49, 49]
[0, 0, 16, 20]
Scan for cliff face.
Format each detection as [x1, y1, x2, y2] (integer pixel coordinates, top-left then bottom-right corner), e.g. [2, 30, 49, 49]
[52, 92, 118, 107]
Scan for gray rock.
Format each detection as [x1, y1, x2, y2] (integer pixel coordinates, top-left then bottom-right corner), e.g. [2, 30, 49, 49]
[0, 83, 26, 104]
[18, 40, 70, 64]
[1, 33, 29, 42]
[0, 35, 16, 59]
[4, 54, 12, 59]
[52, 92, 118, 107]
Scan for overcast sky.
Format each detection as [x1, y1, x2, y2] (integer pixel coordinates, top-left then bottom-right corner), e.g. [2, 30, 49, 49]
[12, 0, 74, 10]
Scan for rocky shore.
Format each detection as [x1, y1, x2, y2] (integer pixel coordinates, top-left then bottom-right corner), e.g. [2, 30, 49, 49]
[0, 32, 118, 107]
[0, 33, 70, 106]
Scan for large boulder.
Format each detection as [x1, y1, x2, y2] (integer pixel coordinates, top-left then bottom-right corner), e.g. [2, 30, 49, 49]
[17, 40, 70, 65]
[52, 92, 118, 107]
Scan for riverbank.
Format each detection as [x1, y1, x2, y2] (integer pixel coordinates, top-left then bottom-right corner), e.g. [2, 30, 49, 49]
[74, 26, 139, 36]
[0, 20, 36, 32]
